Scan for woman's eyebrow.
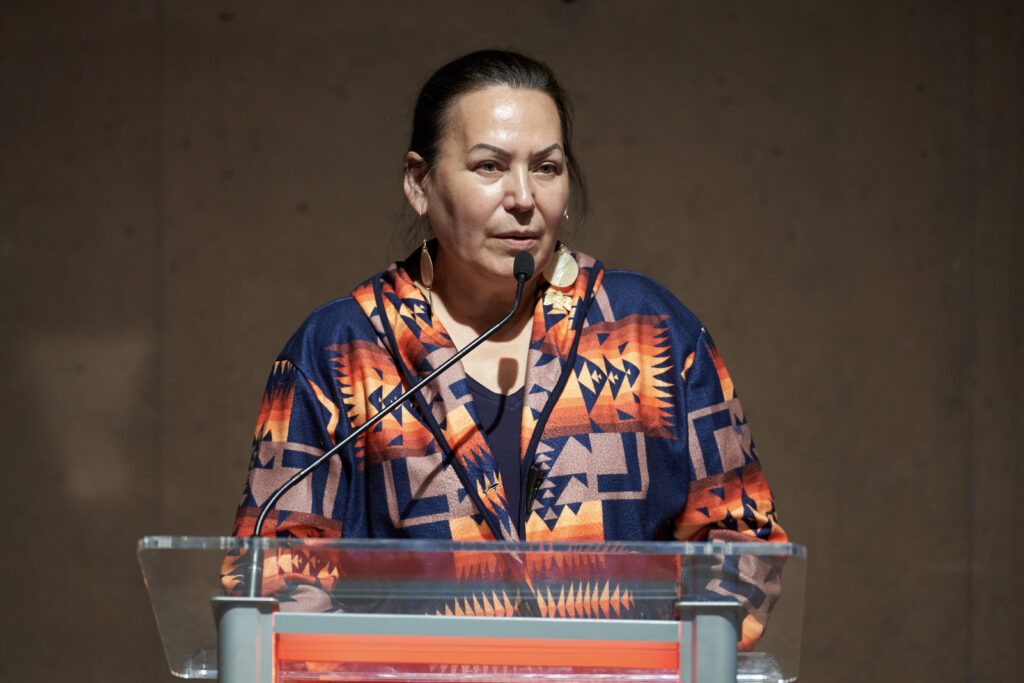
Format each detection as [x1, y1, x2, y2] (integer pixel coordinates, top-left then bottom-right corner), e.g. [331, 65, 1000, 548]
[468, 143, 563, 158]
[531, 143, 564, 159]
[469, 143, 512, 157]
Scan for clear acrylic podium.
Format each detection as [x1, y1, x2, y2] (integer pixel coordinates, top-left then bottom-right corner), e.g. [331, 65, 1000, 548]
[138, 537, 805, 682]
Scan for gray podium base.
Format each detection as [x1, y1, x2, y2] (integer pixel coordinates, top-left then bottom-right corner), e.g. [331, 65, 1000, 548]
[211, 596, 277, 683]
[212, 598, 744, 683]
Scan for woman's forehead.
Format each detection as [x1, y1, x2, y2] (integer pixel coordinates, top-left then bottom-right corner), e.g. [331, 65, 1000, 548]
[445, 87, 563, 149]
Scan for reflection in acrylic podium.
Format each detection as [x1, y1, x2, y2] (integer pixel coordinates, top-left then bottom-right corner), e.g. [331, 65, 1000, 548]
[138, 537, 805, 682]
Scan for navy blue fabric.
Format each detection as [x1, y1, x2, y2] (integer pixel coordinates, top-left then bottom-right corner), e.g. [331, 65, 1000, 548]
[464, 375, 526, 530]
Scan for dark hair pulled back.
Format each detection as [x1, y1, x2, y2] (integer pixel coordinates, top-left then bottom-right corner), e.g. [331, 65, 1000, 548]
[409, 49, 587, 230]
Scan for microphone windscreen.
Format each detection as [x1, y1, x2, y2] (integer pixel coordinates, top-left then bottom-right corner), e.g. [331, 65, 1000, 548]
[513, 251, 535, 280]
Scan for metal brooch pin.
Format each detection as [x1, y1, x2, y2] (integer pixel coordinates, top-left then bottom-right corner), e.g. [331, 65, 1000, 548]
[543, 290, 573, 312]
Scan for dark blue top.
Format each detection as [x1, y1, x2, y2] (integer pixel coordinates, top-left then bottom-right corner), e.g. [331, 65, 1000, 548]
[464, 375, 526, 529]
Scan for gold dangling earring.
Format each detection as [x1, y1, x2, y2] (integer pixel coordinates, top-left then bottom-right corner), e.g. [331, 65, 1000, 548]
[420, 238, 434, 289]
[542, 241, 579, 288]
[419, 237, 434, 308]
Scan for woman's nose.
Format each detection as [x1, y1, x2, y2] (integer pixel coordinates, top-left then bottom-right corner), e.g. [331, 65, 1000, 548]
[503, 168, 535, 212]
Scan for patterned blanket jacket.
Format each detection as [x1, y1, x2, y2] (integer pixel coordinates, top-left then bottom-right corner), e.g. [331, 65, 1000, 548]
[225, 249, 789, 649]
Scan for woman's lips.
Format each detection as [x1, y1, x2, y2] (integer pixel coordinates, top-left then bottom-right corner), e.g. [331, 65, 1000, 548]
[496, 233, 540, 249]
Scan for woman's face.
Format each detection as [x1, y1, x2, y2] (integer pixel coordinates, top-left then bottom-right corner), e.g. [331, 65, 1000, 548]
[406, 86, 569, 292]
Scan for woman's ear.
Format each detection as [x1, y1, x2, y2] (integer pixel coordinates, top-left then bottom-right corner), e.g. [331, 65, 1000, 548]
[403, 152, 429, 216]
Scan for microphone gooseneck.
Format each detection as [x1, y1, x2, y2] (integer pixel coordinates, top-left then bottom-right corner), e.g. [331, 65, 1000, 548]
[245, 251, 535, 597]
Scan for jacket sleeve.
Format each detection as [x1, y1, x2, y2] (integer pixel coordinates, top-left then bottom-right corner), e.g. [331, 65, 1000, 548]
[672, 328, 788, 649]
[222, 358, 351, 606]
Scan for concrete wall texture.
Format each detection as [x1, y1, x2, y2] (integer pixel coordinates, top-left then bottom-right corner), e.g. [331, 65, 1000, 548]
[1, 2, 1020, 681]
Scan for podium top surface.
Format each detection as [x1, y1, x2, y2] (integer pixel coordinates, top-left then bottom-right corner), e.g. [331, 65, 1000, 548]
[140, 534, 806, 557]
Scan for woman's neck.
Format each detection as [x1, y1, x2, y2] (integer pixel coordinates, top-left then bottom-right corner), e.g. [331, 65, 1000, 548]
[430, 254, 538, 340]
[425, 258, 539, 394]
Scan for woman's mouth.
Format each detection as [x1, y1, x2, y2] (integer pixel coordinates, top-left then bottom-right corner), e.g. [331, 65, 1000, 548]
[495, 232, 540, 249]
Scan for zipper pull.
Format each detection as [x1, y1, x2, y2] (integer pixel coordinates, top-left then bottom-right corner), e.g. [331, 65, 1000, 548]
[524, 465, 546, 521]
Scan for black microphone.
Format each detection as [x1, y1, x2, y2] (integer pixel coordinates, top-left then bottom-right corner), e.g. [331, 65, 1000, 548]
[245, 251, 535, 597]
[512, 249, 533, 283]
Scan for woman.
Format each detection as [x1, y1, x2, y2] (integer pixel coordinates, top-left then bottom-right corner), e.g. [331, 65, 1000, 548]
[228, 50, 786, 645]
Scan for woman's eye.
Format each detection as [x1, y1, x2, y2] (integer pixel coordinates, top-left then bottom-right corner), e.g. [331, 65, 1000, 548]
[536, 162, 560, 175]
[476, 161, 500, 173]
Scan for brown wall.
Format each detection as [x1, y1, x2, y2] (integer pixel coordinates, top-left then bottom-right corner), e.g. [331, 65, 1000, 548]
[1, 2, 1020, 681]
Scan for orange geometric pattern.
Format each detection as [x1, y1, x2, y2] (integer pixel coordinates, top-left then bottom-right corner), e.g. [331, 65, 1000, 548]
[674, 462, 786, 543]
[542, 315, 675, 439]
[536, 581, 635, 619]
[253, 360, 297, 442]
[524, 499, 605, 542]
